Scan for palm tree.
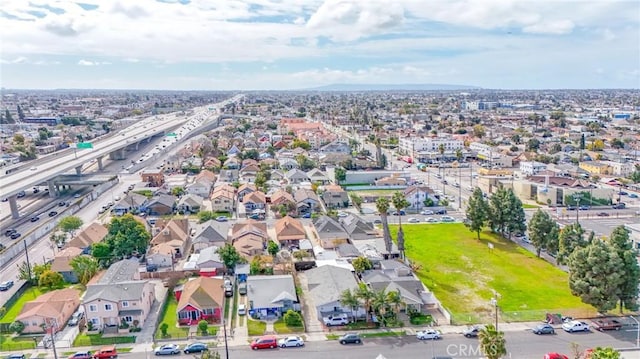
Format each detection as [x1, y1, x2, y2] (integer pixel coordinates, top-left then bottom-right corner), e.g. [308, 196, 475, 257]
[391, 191, 410, 259]
[375, 197, 392, 255]
[438, 143, 446, 176]
[386, 290, 405, 320]
[339, 289, 360, 322]
[355, 283, 375, 323]
[478, 324, 507, 359]
[372, 289, 389, 326]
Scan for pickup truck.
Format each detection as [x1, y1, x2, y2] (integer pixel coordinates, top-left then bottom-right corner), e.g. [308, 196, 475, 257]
[591, 318, 623, 331]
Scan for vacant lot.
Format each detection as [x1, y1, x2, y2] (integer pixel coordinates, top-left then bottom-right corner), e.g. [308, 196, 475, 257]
[390, 223, 595, 323]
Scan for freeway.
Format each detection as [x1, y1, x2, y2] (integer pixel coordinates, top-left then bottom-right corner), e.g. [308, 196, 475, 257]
[0, 95, 243, 199]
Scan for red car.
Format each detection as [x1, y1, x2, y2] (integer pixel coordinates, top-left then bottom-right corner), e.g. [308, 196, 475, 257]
[544, 354, 568, 359]
[250, 335, 277, 350]
[591, 318, 623, 331]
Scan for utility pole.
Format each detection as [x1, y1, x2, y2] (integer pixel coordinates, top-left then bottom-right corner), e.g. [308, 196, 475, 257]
[573, 193, 582, 224]
[491, 290, 501, 331]
[23, 240, 32, 282]
[629, 315, 639, 348]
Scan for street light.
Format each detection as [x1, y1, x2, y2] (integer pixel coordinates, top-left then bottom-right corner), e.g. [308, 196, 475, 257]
[490, 290, 501, 331]
[572, 193, 582, 224]
[630, 315, 640, 348]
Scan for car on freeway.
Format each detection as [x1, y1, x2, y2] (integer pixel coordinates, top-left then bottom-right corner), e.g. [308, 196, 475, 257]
[597, 212, 610, 217]
[562, 320, 590, 333]
[544, 353, 568, 359]
[68, 351, 92, 359]
[416, 328, 441, 340]
[628, 193, 639, 198]
[30, 216, 39, 222]
[49, 211, 58, 217]
[0, 280, 15, 291]
[373, 219, 382, 224]
[183, 343, 207, 354]
[337, 211, 349, 218]
[10, 232, 21, 240]
[250, 335, 278, 350]
[420, 210, 434, 215]
[612, 203, 626, 209]
[7, 354, 27, 359]
[238, 304, 246, 316]
[566, 205, 576, 210]
[339, 333, 362, 345]
[462, 325, 483, 338]
[215, 216, 228, 222]
[591, 318, 623, 331]
[532, 323, 555, 335]
[578, 205, 590, 210]
[17, 191, 26, 198]
[407, 217, 420, 223]
[73, 193, 81, 198]
[5, 229, 17, 236]
[58, 201, 66, 207]
[30, 166, 37, 171]
[154, 344, 180, 355]
[278, 336, 304, 348]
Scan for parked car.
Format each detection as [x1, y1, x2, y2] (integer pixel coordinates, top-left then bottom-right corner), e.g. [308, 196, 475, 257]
[591, 318, 623, 331]
[215, 216, 228, 222]
[154, 344, 180, 355]
[0, 280, 14, 291]
[238, 282, 247, 295]
[566, 205, 576, 210]
[425, 217, 439, 223]
[250, 335, 278, 350]
[420, 210, 434, 215]
[578, 205, 590, 210]
[562, 320, 590, 333]
[416, 328, 441, 340]
[441, 216, 455, 222]
[238, 304, 246, 316]
[392, 210, 406, 216]
[628, 193, 639, 198]
[68, 310, 84, 326]
[278, 336, 304, 348]
[434, 209, 447, 215]
[339, 333, 362, 345]
[301, 212, 311, 218]
[7, 355, 26, 359]
[407, 217, 420, 223]
[532, 323, 555, 335]
[462, 325, 483, 338]
[323, 314, 349, 326]
[92, 346, 118, 359]
[69, 351, 92, 359]
[146, 264, 158, 272]
[544, 353, 568, 359]
[373, 219, 382, 224]
[337, 211, 349, 218]
[183, 343, 207, 354]
[4, 229, 16, 236]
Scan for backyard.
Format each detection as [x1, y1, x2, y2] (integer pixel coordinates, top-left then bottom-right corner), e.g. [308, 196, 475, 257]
[390, 223, 595, 324]
[154, 292, 188, 339]
[0, 286, 46, 324]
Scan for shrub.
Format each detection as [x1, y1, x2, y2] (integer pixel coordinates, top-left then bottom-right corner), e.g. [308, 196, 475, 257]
[10, 321, 25, 334]
[159, 323, 169, 337]
[197, 320, 208, 335]
[283, 310, 303, 327]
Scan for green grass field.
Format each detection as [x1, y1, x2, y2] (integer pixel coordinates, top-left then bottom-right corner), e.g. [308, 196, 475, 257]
[273, 319, 304, 334]
[247, 319, 266, 336]
[0, 335, 37, 351]
[390, 223, 595, 324]
[72, 334, 136, 347]
[154, 292, 188, 339]
[0, 286, 46, 324]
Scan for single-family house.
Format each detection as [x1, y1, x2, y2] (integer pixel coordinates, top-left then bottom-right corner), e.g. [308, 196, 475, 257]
[112, 193, 148, 216]
[404, 185, 437, 211]
[293, 188, 321, 216]
[270, 169, 286, 181]
[176, 277, 224, 325]
[195, 246, 225, 270]
[321, 184, 349, 209]
[274, 216, 306, 248]
[231, 220, 268, 258]
[340, 214, 378, 241]
[177, 194, 204, 214]
[210, 184, 235, 213]
[218, 169, 239, 182]
[320, 141, 351, 154]
[145, 193, 177, 216]
[269, 190, 296, 210]
[240, 163, 260, 179]
[361, 260, 429, 312]
[50, 247, 85, 283]
[16, 288, 81, 334]
[278, 158, 299, 170]
[148, 219, 190, 265]
[243, 191, 266, 212]
[65, 223, 108, 254]
[305, 266, 364, 320]
[192, 220, 228, 253]
[141, 171, 165, 187]
[223, 156, 240, 169]
[286, 169, 310, 184]
[313, 215, 350, 249]
[237, 183, 257, 202]
[186, 179, 213, 198]
[246, 275, 299, 318]
[203, 157, 222, 169]
[306, 168, 331, 184]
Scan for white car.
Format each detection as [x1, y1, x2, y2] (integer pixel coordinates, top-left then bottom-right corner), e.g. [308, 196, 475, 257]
[337, 212, 349, 218]
[238, 304, 246, 316]
[154, 344, 180, 355]
[416, 328, 442, 340]
[407, 217, 420, 223]
[562, 320, 590, 333]
[420, 210, 434, 215]
[278, 336, 304, 348]
[441, 216, 455, 222]
[425, 217, 439, 223]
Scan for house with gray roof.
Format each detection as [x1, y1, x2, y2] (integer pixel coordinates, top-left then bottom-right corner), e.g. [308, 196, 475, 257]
[196, 246, 224, 270]
[304, 265, 365, 320]
[286, 168, 310, 184]
[177, 193, 203, 214]
[312, 215, 349, 249]
[246, 275, 299, 318]
[192, 220, 228, 253]
[306, 168, 331, 184]
[340, 214, 378, 240]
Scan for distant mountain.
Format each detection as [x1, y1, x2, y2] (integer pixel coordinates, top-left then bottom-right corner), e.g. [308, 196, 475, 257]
[303, 83, 481, 91]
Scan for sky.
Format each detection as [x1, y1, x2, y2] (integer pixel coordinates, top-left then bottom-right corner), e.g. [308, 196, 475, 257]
[1, 0, 639, 90]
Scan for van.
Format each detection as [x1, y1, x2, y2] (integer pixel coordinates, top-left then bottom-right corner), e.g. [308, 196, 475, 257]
[92, 346, 117, 359]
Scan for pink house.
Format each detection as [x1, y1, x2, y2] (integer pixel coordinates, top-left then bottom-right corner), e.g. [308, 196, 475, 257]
[176, 277, 224, 325]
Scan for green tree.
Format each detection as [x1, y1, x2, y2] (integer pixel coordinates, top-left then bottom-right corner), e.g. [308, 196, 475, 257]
[334, 167, 346, 183]
[58, 216, 83, 234]
[197, 320, 208, 335]
[526, 138, 540, 151]
[170, 187, 185, 196]
[339, 289, 360, 321]
[352, 256, 372, 274]
[291, 139, 311, 150]
[17, 261, 33, 283]
[91, 242, 113, 267]
[4, 109, 14, 124]
[472, 124, 486, 138]
[197, 211, 216, 223]
[159, 322, 169, 337]
[295, 154, 316, 171]
[375, 197, 392, 255]
[216, 243, 242, 273]
[355, 282, 375, 323]
[528, 209, 560, 257]
[283, 310, 303, 327]
[391, 191, 410, 258]
[386, 290, 404, 319]
[13, 134, 25, 145]
[32, 263, 51, 284]
[349, 193, 363, 208]
[589, 347, 621, 359]
[557, 223, 587, 265]
[372, 289, 390, 326]
[38, 270, 64, 288]
[70, 256, 100, 285]
[478, 324, 506, 359]
[198, 351, 221, 359]
[267, 241, 279, 257]
[465, 188, 489, 239]
[608, 226, 640, 312]
[9, 321, 25, 334]
[105, 214, 151, 259]
[568, 240, 624, 313]
[488, 186, 526, 238]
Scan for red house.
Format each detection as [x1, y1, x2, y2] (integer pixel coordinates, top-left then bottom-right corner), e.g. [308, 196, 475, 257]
[176, 277, 224, 325]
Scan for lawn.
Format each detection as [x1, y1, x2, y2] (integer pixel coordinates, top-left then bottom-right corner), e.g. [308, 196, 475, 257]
[361, 331, 405, 338]
[247, 319, 266, 336]
[522, 203, 540, 209]
[72, 334, 136, 347]
[154, 292, 189, 339]
[273, 319, 304, 334]
[390, 223, 595, 324]
[0, 335, 37, 351]
[0, 286, 45, 324]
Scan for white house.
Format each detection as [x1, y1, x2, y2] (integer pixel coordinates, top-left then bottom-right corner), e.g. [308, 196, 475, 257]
[520, 161, 548, 176]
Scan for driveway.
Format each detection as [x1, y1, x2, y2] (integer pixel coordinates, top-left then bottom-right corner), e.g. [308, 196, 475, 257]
[136, 280, 167, 345]
[296, 272, 324, 334]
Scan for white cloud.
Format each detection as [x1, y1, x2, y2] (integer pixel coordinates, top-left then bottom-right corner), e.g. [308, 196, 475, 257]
[78, 59, 111, 66]
[523, 19, 575, 35]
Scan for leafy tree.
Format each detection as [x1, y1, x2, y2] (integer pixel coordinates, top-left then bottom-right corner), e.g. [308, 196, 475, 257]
[526, 138, 540, 151]
[216, 243, 242, 273]
[170, 187, 185, 196]
[568, 240, 624, 313]
[58, 216, 83, 234]
[91, 242, 113, 267]
[375, 197, 392, 255]
[589, 347, 620, 359]
[349, 193, 363, 208]
[386, 290, 404, 318]
[159, 322, 169, 337]
[13, 134, 25, 145]
[355, 282, 375, 323]
[608, 226, 640, 311]
[295, 154, 316, 171]
[557, 223, 587, 265]
[199, 351, 221, 359]
[478, 324, 506, 359]
[528, 209, 560, 257]
[579, 133, 586, 150]
[488, 186, 526, 238]
[9, 321, 25, 334]
[241, 149, 260, 160]
[70, 256, 100, 285]
[17, 261, 33, 283]
[197, 211, 216, 223]
[38, 270, 64, 288]
[472, 124, 486, 138]
[267, 241, 279, 257]
[283, 310, 303, 327]
[4, 109, 14, 124]
[352, 256, 372, 274]
[32, 263, 51, 284]
[391, 191, 409, 257]
[334, 167, 346, 183]
[197, 320, 208, 335]
[105, 214, 151, 259]
[372, 289, 390, 326]
[291, 139, 310, 150]
[465, 188, 489, 239]
[339, 289, 360, 320]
